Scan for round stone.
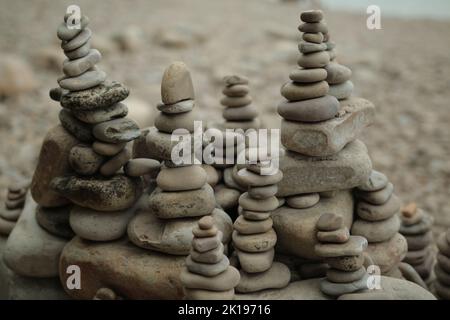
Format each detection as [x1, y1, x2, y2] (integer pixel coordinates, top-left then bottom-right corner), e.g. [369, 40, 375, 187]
[401, 207, 424, 226]
[300, 10, 323, 23]
[316, 213, 344, 231]
[351, 214, 400, 243]
[154, 109, 198, 133]
[222, 84, 249, 97]
[233, 168, 283, 187]
[161, 61, 195, 104]
[59, 109, 93, 142]
[72, 102, 128, 125]
[232, 229, 277, 253]
[356, 182, 394, 205]
[180, 266, 240, 291]
[93, 118, 140, 143]
[62, 49, 101, 77]
[248, 184, 278, 199]
[61, 28, 92, 52]
[124, 158, 160, 177]
[69, 144, 104, 175]
[59, 69, 106, 91]
[302, 32, 324, 44]
[157, 165, 207, 191]
[325, 62, 352, 85]
[329, 81, 354, 100]
[298, 22, 328, 34]
[236, 262, 291, 293]
[199, 215, 214, 230]
[236, 248, 274, 273]
[238, 193, 279, 212]
[223, 75, 249, 86]
[357, 170, 388, 192]
[220, 95, 252, 108]
[356, 194, 401, 221]
[157, 99, 194, 114]
[281, 81, 328, 101]
[64, 41, 91, 60]
[289, 67, 327, 82]
[222, 104, 258, 121]
[92, 141, 126, 156]
[234, 215, 273, 234]
[286, 193, 320, 209]
[298, 51, 330, 68]
[298, 41, 327, 54]
[277, 95, 339, 122]
[327, 266, 366, 283]
[99, 148, 131, 176]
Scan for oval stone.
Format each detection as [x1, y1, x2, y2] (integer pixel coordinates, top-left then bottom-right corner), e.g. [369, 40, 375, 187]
[281, 81, 329, 101]
[289, 67, 327, 83]
[161, 61, 195, 104]
[59, 69, 106, 91]
[328, 81, 354, 100]
[277, 95, 339, 122]
[156, 165, 207, 192]
[232, 229, 277, 253]
[223, 104, 258, 121]
[325, 62, 352, 85]
[62, 49, 101, 77]
[351, 214, 400, 243]
[93, 118, 141, 143]
[69, 144, 104, 175]
[298, 51, 330, 69]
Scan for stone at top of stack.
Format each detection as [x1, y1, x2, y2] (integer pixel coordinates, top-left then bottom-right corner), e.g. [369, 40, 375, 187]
[181, 216, 240, 300]
[434, 229, 450, 299]
[315, 212, 369, 297]
[0, 181, 30, 237]
[400, 203, 434, 281]
[352, 170, 407, 277]
[219, 75, 260, 130]
[232, 149, 291, 293]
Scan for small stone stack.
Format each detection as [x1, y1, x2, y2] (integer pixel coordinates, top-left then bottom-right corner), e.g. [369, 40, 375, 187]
[232, 150, 291, 293]
[44, 13, 142, 242]
[0, 181, 29, 237]
[400, 203, 434, 281]
[181, 216, 240, 299]
[220, 75, 260, 130]
[352, 170, 407, 277]
[315, 213, 369, 297]
[434, 229, 450, 299]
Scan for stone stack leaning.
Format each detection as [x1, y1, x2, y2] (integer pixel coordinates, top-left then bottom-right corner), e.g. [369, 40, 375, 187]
[232, 149, 291, 293]
[315, 213, 369, 297]
[181, 216, 240, 299]
[434, 229, 450, 299]
[352, 170, 407, 277]
[400, 203, 434, 281]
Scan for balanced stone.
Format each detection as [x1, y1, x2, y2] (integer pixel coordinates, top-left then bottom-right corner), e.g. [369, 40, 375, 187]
[300, 10, 323, 23]
[286, 193, 320, 209]
[161, 61, 195, 104]
[356, 194, 400, 221]
[327, 254, 364, 272]
[220, 95, 252, 108]
[233, 168, 283, 188]
[352, 214, 400, 243]
[72, 102, 128, 124]
[298, 42, 327, 54]
[248, 184, 278, 199]
[357, 182, 394, 205]
[320, 273, 368, 296]
[297, 51, 330, 68]
[399, 214, 433, 235]
[193, 225, 218, 238]
[325, 63, 352, 84]
[328, 81, 354, 100]
[180, 267, 240, 291]
[234, 215, 273, 234]
[317, 213, 344, 231]
[154, 109, 199, 133]
[157, 99, 194, 114]
[317, 227, 350, 243]
[64, 41, 91, 60]
[69, 144, 104, 175]
[403, 231, 433, 250]
[190, 243, 223, 263]
[50, 174, 142, 211]
[124, 158, 160, 177]
[278, 96, 339, 123]
[289, 67, 327, 82]
[280, 81, 329, 101]
[365, 233, 408, 273]
[192, 231, 223, 252]
[223, 104, 258, 121]
[156, 165, 207, 191]
[236, 248, 275, 273]
[59, 109, 93, 142]
[214, 185, 240, 210]
[298, 22, 328, 34]
[57, 15, 89, 41]
[232, 229, 277, 253]
[315, 236, 367, 257]
[61, 27, 92, 51]
[99, 148, 130, 176]
[358, 170, 389, 192]
[59, 69, 106, 91]
[241, 210, 271, 221]
[223, 75, 249, 86]
[239, 193, 279, 212]
[92, 118, 140, 143]
[236, 262, 291, 293]
[92, 141, 126, 156]
[302, 32, 323, 44]
[36, 205, 74, 239]
[62, 49, 101, 77]
[186, 255, 229, 277]
[222, 84, 249, 97]
[327, 267, 366, 283]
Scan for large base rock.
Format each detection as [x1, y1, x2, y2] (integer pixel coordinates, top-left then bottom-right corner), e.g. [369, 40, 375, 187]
[365, 233, 408, 274]
[277, 140, 372, 196]
[59, 237, 185, 299]
[8, 274, 68, 300]
[272, 190, 354, 260]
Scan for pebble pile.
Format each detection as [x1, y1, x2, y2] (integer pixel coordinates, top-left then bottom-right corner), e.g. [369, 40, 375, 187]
[435, 229, 450, 299]
[0, 181, 29, 236]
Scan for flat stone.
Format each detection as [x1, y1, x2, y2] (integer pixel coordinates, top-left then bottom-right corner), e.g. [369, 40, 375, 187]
[99, 148, 131, 176]
[181, 266, 240, 291]
[327, 254, 365, 272]
[190, 242, 223, 263]
[222, 84, 249, 97]
[51, 174, 142, 211]
[161, 61, 195, 104]
[320, 273, 368, 297]
[72, 102, 128, 124]
[236, 248, 274, 273]
[289, 67, 327, 82]
[329, 81, 354, 100]
[317, 213, 344, 231]
[280, 81, 329, 101]
[31, 125, 79, 207]
[298, 22, 328, 34]
[302, 32, 324, 44]
[317, 228, 350, 243]
[357, 194, 400, 221]
[148, 184, 215, 219]
[64, 41, 91, 60]
[61, 81, 129, 111]
[278, 140, 371, 196]
[223, 104, 258, 121]
[154, 109, 199, 133]
[62, 49, 101, 77]
[273, 190, 353, 260]
[192, 231, 222, 252]
[356, 182, 394, 205]
[280, 97, 375, 156]
[156, 165, 207, 191]
[220, 95, 252, 108]
[59, 109, 93, 142]
[69, 144, 104, 175]
[236, 262, 290, 293]
[315, 236, 367, 258]
[403, 231, 433, 251]
[186, 255, 229, 276]
[214, 184, 240, 210]
[60, 237, 186, 299]
[192, 225, 218, 238]
[351, 214, 400, 243]
[61, 28, 92, 51]
[92, 140, 126, 156]
[298, 42, 327, 54]
[128, 208, 232, 255]
[36, 205, 74, 239]
[93, 117, 140, 143]
[365, 233, 408, 273]
[232, 229, 277, 253]
[157, 99, 194, 114]
[239, 193, 279, 212]
[399, 214, 434, 235]
[234, 216, 273, 234]
[59, 69, 106, 91]
[325, 62, 352, 84]
[248, 184, 278, 199]
[124, 158, 160, 177]
[233, 168, 283, 188]
[286, 193, 320, 209]
[301, 10, 323, 23]
[241, 209, 272, 221]
[327, 267, 366, 283]
[223, 75, 249, 86]
[297, 51, 330, 68]
[404, 248, 431, 265]
[4, 193, 67, 277]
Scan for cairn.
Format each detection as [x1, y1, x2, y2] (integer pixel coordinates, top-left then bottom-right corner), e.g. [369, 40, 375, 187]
[181, 216, 240, 299]
[232, 149, 291, 293]
[434, 229, 450, 299]
[352, 170, 407, 277]
[315, 213, 369, 297]
[0, 181, 29, 237]
[400, 203, 434, 281]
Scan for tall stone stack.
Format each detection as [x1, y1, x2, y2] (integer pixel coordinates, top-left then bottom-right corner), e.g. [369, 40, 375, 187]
[434, 229, 450, 299]
[232, 149, 291, 293]
[400, 203, 434, 281]
[128, 62, 233, 257]
[0, 181, 29, 237]
[181, 216, 240, 299]
[352, 171, 407, 277]
[315, 213, 369, 297]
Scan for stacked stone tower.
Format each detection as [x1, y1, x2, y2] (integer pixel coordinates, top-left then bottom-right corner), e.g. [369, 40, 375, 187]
[315, 213, 369, 297]
[400, 203, 434, 281]
[434, 229, 450, 299]
[0, 181, 29, 237]
[352, 170, 407, 277]
[181, 216, 240, 299]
